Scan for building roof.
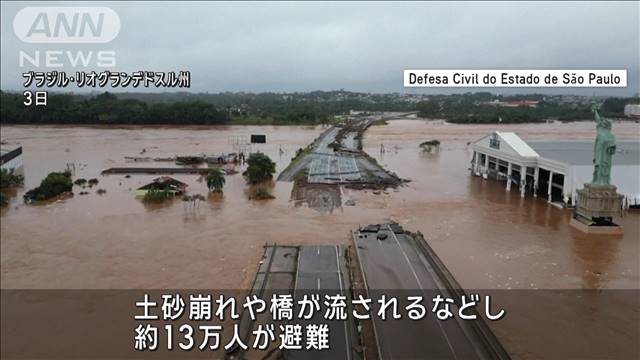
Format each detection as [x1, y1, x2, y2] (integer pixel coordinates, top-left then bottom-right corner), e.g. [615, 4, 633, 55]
[528, 140, 640, 166]
[1, 146, 21, 155]
[138, 176, 188, 191]
[496, 132, 539, 158]
[505, 100, 539, 105]
[0, 146, 22, 165]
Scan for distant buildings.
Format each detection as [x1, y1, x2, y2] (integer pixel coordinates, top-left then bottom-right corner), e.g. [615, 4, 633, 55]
[624, 104, 640, 119]
[487, 99, 540, 108]
[499, 100, 540, 108]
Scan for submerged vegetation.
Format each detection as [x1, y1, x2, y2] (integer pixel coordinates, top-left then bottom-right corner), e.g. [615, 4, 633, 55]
[74, 177, 99, 189]
[206, 169, 226, 192]
[0, 169, 24, 206]
[240, 153, 277, 199]
[142, 189, 170, 203]
[23, 171, 73, 203]
[248, 186, 275, 200]
[243, 153, 276, 184]
[420, 139, 441, 147]
[420, 139, 441, 153]
[1, 169, 24, 189]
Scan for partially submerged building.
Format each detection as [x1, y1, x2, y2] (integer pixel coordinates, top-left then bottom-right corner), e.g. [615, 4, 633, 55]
[471, 132, 640, 208]
[135, 176, 188, 197]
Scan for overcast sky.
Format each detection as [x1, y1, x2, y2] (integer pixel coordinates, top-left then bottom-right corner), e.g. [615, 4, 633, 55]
[1, 1, 638, 95]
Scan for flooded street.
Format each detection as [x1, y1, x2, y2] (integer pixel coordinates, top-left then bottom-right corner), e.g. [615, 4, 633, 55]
[1, 121, 639, 358]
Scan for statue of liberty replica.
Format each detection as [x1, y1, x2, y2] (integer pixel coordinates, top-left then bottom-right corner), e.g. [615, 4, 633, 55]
[570, 105, 623, 234]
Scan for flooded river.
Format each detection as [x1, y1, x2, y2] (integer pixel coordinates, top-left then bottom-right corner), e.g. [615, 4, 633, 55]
[1, 120, 639, 358]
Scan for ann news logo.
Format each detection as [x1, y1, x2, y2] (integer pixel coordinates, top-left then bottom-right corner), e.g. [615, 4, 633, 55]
[14, 7, 120, 43]
[13, 7, 120, 67]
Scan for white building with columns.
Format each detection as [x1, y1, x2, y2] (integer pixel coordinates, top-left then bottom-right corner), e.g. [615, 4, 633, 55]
[471, 132, 640, 208]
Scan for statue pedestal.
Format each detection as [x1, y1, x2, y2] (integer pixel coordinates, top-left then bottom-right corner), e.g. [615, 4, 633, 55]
[570, 183, 623, 235]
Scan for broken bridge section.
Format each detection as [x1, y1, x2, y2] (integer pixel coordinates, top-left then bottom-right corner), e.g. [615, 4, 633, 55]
[288, 245, 360, 360]
[233, 244, 362, 360]
[353, 224, 511, 360]
[237, 224, 510, 359]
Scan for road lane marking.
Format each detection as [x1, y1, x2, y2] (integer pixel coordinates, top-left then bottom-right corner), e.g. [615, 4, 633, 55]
[335, 245, 351, 360]
[386, 225, 458, 359]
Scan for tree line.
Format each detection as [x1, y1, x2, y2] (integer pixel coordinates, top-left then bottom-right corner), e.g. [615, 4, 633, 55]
[1, 90, 637, 125]
[0, 91, 230, 125]
[118, 91, 417, 124]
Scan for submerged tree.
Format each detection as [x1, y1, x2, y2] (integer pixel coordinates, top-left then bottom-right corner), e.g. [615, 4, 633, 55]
[420, 139, 441, 153]
[23, 171, 72, 203]
[0, 168, 23, 206]
[249, 186, 275, 200]
[0, 169, 24, 191]
[206, 169, 226, 192]
[243, 153, 276, 184]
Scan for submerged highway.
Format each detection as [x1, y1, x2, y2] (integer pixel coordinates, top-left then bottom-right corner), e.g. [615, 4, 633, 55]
[277, 116, 401, 187]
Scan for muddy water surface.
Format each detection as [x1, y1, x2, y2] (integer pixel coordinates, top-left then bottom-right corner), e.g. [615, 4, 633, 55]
[1, 121, 639, 358]
[2, 121, 638, 289]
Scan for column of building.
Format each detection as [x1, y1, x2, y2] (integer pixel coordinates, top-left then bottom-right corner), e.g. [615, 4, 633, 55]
[506, 162, 512, 191]
[520, 166, 528, 197]
[473, 151, 480, 175]
[483, 153, 489, 179]
[547, 170, 554, 202]
[533, 167, 539, 197]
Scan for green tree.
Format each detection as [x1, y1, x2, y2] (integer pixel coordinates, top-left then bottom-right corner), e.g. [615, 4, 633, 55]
[243, 153, 276, 184]
[0, 169, 24, 189]
[23, 171, 72, 203]
[206, 169, 226, 192]
[1, 169, 24, 207]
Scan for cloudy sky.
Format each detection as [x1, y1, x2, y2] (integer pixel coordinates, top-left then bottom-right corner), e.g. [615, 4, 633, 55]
[1, 1, 638, 95]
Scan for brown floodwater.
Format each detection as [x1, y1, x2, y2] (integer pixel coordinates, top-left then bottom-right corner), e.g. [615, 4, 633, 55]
[1, 121, 639, 358]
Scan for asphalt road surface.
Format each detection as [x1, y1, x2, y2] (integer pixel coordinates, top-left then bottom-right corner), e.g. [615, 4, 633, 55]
[354, 225, 508, 360]
[278, 116, 399, 186]
[288, 245, 360, 360]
